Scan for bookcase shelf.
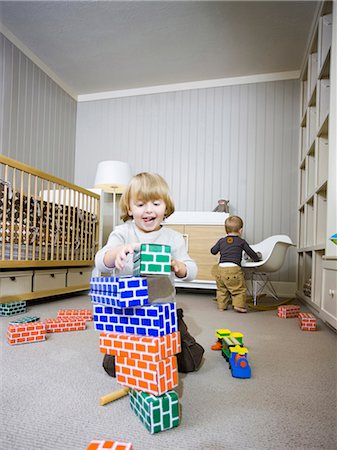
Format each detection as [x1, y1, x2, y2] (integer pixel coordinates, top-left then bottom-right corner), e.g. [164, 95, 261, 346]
[297, 1, 336, 329]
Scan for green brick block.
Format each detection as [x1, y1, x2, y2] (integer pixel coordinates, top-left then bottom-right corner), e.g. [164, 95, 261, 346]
[129, 389, 180, 434]
[0, 301, 27, 316]
[133, 243, 171, 277]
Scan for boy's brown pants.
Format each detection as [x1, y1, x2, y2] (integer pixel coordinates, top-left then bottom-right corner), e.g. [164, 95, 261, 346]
[212, 265, 247, 310]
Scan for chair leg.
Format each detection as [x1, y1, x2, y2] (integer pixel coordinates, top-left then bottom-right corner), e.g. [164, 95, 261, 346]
[252, 272, 280, 304]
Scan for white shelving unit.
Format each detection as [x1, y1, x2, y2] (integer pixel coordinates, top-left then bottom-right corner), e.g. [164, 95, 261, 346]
[297, 1, 337, 329]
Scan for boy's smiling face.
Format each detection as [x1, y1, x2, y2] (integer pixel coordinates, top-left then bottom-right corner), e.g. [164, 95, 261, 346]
[128, 195, 166, 233]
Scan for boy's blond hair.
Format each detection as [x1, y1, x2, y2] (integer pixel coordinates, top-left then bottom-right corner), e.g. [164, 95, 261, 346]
[225, 215, 244, 233]
[120, 172, 175, 222]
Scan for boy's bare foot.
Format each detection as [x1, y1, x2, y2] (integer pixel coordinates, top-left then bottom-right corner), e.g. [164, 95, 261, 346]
[234, 306, 247, 313]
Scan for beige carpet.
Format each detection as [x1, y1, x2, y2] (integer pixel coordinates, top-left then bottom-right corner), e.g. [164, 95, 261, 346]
[0, 290, 336, 450]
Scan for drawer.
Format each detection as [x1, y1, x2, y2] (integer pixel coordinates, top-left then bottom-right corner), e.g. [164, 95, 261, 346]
[0, 271, 33, 296]
[321, 260, 337, 328]
[33, 269, 67, 292]
[67, 267, 92, 287]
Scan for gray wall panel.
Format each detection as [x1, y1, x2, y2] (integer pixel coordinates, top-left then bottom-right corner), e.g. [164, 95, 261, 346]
[0, 33, 76, 181]
[75, 80, 299, 281]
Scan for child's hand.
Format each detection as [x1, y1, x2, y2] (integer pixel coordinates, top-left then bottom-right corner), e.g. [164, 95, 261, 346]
[171, 258, 187, 278]
[115, 243, 140, 270]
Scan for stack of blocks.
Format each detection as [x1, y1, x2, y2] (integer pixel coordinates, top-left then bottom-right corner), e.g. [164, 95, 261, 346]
[6, 309, 93, 345]
[92, 243, 182, 434]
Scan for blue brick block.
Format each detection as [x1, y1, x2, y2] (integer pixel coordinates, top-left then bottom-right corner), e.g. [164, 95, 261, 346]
[90, 276, 149, 308]
[93, 302, 177, 337]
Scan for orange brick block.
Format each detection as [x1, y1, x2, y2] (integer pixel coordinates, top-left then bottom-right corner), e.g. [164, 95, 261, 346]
[45, 317, 86, 333]
[116, 355, 178, 395]
[298, 312, 316, 331]
[99, 331, 181, 362]
[87, 440, 133, 450]
[7, 322, 46, 345]
[277, 305, 300, 318]
[58, 309, 92, 321]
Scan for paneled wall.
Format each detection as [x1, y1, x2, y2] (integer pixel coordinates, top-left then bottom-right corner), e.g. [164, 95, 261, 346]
[75, 79, 299, 281]
[0, 33, 77, 181]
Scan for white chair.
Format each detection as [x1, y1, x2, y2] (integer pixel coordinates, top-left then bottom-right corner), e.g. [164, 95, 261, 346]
[241, 235, 295, 305]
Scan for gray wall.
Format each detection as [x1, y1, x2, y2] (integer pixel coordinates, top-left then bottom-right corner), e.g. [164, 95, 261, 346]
[0, 33, 77, 181]
[75, 80, 299, 281]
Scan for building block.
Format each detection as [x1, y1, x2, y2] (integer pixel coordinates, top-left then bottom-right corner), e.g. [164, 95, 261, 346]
[278, 305, 301, 318]
[44, 316, 86, 333]
[298, 312, 317, 331]
[133, 243, 171, 276]
[90, 276, 149, 308]
[229, 345, 251, 379]
[99, 331, 181, 362]
[57, 309, 93, 321]
[93, 302, 177, 337]
[86, 440, 133, 450]
[0, 301, 26, 316]
[129, 388, 180, 434]
[7, 321, 46, 345]
[116, 355, 178, 395]
[9, 315, 40, 324]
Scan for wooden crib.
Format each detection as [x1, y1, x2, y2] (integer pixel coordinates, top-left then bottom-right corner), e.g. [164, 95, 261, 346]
[0, 155, 100, 303]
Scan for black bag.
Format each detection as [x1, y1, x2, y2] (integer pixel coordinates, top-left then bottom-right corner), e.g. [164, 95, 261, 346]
[102, 354, 116, 377]
[176, 308, 204, 373]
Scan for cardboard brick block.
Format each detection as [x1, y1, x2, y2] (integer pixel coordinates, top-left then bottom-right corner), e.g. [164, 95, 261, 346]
[129, 389, 180, 434]
[0, 301, 26, 316]
[45, 316, 86, 333]
[57, 309, 92, 321]
[99, 331, 181, 361]
[116, 355, 178, 395]
[133, 243, 171, 277]
[86, 440, 133, 450]
[93, 302, 177, 337]
[7, 321, 46, 345]
[298, 312, 317, 331]
[90, 276, 149, 308]
[278, 305, 301, 318]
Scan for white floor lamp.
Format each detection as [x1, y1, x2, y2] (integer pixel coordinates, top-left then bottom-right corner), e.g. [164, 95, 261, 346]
[94, 160, 132, 230]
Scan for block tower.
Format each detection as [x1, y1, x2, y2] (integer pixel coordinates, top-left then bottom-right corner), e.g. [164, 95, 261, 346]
[91, 243, 181, 434]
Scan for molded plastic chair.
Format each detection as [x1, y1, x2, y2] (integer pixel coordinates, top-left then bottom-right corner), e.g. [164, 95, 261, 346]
[241, 235, 295, 305]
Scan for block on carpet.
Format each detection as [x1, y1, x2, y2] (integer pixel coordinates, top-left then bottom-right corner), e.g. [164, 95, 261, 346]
[58, 309, 92, 321]
[86, 440, 132, 450]
[278, 305, 301, 318]
[0, 301, 26, 316]
[298, 312, 316, 331]
[9, 315, 40, 324]
[7, 321, 46, 345]
[45, 316, 86, 333]
[129, 388, 180, 434]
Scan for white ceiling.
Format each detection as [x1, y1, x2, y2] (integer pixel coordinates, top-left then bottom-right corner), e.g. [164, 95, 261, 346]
[0, 1, 319, 97]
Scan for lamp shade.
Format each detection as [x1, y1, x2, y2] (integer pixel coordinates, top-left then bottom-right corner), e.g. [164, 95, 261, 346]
[94, 160, 132, 193]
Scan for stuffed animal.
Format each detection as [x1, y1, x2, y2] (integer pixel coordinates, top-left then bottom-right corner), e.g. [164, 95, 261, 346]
[213, 199, 229, 213]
